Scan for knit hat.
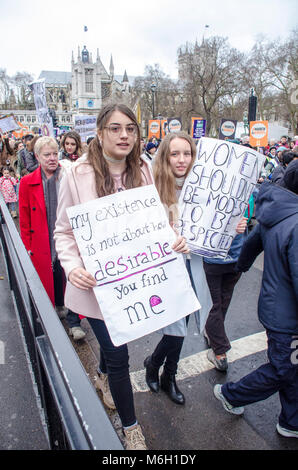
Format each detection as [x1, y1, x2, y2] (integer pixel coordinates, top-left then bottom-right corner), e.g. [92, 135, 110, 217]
[276, 146, 287, 153]
[282, 159, 298, 194]
[146, 142, 156, 152]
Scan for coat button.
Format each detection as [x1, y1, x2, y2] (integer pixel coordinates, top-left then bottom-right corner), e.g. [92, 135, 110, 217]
[32, 207, 36, 211]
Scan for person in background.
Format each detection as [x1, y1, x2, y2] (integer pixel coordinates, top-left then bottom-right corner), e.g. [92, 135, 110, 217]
[24, 135, 40, 172]
[58, 130, 86, 341]
[214, 160, 298, 440]
[19, 137, 68, 322]
[278, 135, 289, 149]
[142, 142, 156, 162]
[0, 133, 14, 167]
[271, 151, 297, 184]
[0, 166, 18, 218]
[59, 131, 83, 169]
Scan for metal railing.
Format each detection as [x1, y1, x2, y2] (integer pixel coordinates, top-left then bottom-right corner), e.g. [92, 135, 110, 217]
[0, 195, 123, 450]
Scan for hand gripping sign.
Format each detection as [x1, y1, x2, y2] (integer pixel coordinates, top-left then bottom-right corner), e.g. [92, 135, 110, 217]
[67, 184, 200, 346]
[178, 137, 265, 259]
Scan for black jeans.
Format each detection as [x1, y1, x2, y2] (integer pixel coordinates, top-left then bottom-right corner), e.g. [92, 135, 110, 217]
[203, 261, 241, 355]
[53, 259, 81, 327]
[88, 317, 136, 428]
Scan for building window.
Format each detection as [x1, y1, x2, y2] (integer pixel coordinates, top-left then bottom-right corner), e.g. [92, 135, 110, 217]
[85, 68, 93, 92]
[27, 116, 31, 122]
[32, 116, 36, 123]
[19, 116, 24, 122]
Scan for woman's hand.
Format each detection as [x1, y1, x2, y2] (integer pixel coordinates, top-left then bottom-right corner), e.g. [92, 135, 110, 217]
[236, 217, 248, 234]
[172, 235, 190, 254]
[69, 267, 97, 290]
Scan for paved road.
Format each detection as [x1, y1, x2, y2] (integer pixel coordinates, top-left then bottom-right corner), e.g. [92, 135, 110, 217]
[1, 245, 297, 451]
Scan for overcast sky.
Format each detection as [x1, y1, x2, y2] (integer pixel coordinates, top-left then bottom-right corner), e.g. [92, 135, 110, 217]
[1, 0, 297, 80]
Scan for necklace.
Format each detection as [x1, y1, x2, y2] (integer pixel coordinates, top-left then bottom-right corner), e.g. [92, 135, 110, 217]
[103, 152, 126, 164]
[175, 176, 186, 187]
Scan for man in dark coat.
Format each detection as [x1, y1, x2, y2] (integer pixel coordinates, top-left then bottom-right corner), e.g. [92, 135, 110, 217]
[213, 160, 298, 439]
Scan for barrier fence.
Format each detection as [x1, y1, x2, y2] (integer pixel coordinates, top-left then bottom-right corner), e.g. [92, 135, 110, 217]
[0, 194, 123, 450]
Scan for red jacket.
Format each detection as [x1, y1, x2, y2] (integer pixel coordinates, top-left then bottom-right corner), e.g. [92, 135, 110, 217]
[18, 167, 55, 305]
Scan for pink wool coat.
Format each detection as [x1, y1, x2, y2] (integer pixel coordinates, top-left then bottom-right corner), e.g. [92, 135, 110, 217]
[54, 156, 153, 320]
[0, 176, 18, 203]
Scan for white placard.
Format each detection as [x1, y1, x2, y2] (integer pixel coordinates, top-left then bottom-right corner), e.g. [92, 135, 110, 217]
[0, 115, 20, 133]
[67, 184, 200, 346]
[30, 79, 54, 136]
[178, 137, 265, 259]
[74, 115, 97, 142]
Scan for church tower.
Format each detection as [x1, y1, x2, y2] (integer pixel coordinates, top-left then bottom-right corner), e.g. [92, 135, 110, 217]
[71, 45, 110, 113]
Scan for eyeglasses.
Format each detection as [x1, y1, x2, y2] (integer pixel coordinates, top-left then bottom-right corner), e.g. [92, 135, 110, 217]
[104, 124, 137, 136]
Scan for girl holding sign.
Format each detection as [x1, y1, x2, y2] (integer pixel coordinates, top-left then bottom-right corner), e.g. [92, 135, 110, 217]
[54, 104, 188, 450]
[144, 132, 213, 405]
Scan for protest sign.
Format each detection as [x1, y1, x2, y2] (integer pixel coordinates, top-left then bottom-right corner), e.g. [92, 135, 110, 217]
[66, 184, 200, 346]
[74, 115, 97, 142]
[168, 117, 182, 133]
[0, 115, 20, 134]
[148, 120, 161, 139]
[219, 119, 237, 140]
[249, 120, 268, 147]
[30, 79, 54, 137]
[178, 137, 265, 259]
[191, 117, 206, 139]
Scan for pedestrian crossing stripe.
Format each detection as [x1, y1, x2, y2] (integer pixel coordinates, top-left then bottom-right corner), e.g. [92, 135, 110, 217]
[130, 331, 267, 393]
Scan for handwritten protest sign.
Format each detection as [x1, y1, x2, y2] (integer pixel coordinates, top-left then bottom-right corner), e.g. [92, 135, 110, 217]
[30, 79, 54, 137]
[0, 115, 20, 134]
[66, 184, 200, 346]
[74, 115, 97, 142]
[178, 137, 265, 259]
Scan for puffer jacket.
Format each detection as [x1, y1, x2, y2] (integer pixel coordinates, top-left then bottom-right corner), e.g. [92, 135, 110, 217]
[236, 181, 298, 334]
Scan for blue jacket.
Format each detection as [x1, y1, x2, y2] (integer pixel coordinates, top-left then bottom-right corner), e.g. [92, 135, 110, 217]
[236, 181, 298, 334]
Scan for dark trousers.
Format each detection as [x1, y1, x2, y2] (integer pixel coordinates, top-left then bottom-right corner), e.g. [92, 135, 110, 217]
[151, 316, 190, 375]
[203, 261, 241, 355]
[222, 330, 298, 431]
[53, 259, 80, 327]
[88, 317, 136, 428]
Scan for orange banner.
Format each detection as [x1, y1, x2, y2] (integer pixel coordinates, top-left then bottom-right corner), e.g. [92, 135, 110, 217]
[249, 121, 268, 147]
[148, 120, 161, 139]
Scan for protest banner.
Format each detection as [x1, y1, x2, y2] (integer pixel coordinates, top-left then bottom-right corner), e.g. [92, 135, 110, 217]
[167, 117, 182, 133]
[66, 184, 200, 346]
[249, 120, 268, 147]
[191, 117, 206, 139]
[0, 115, 20, 134]
[74, 114, 97, 142]
[148, 120, 161, 139]
[178, 137, 265, 259]
[219, 119, 237, 140]
[30, 79, 54, 137]
[161, 119, 168, 138]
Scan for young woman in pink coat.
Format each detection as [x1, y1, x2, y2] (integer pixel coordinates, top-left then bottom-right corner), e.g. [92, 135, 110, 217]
[54, 104, 188, 450]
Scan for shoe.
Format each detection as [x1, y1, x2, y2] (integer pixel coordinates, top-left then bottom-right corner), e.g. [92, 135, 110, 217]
[160, 371, 185, 405]
[123, 424, 147, 450]
[213, 384, 244, 415]
[95, 372, 116, 410]
[144, 356, 159, 393]
[55, 306, 67, 319]
[207, 349, 228, 372]
[276, 423, 298, 438]
[69, 326, 86, 341]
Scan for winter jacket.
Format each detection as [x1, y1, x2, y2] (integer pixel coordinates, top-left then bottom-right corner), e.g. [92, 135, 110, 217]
[0, 175, 18, 203]
[19, 166, 57, 305]
[236, 181, 298, 334]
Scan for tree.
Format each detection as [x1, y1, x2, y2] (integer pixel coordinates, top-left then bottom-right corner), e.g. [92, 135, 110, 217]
[177, 37, 244, 135]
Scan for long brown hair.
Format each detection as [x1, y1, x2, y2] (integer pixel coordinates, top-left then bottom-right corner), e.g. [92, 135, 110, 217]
[153, 132, 196, 218]
[87, 103, 143, 197]
[60, 131, 82, 156]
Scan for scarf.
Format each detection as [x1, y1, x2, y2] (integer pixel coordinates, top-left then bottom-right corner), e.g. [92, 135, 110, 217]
[42, 167, 61, 263]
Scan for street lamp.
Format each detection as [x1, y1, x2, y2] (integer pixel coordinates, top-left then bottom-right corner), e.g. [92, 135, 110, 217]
[150, 83, 157, 119]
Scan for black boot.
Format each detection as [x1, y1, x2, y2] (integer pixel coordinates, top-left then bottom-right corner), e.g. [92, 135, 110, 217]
[160, 371, 185, 405]
[144, 356, 159, 393]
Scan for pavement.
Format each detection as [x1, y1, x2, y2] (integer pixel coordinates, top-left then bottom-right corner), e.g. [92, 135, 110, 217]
[1, 243, 298, 452]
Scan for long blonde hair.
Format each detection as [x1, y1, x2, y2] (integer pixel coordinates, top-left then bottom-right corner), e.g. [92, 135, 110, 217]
[153, 132, 196, 223]
[87, 103, 143, 197]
